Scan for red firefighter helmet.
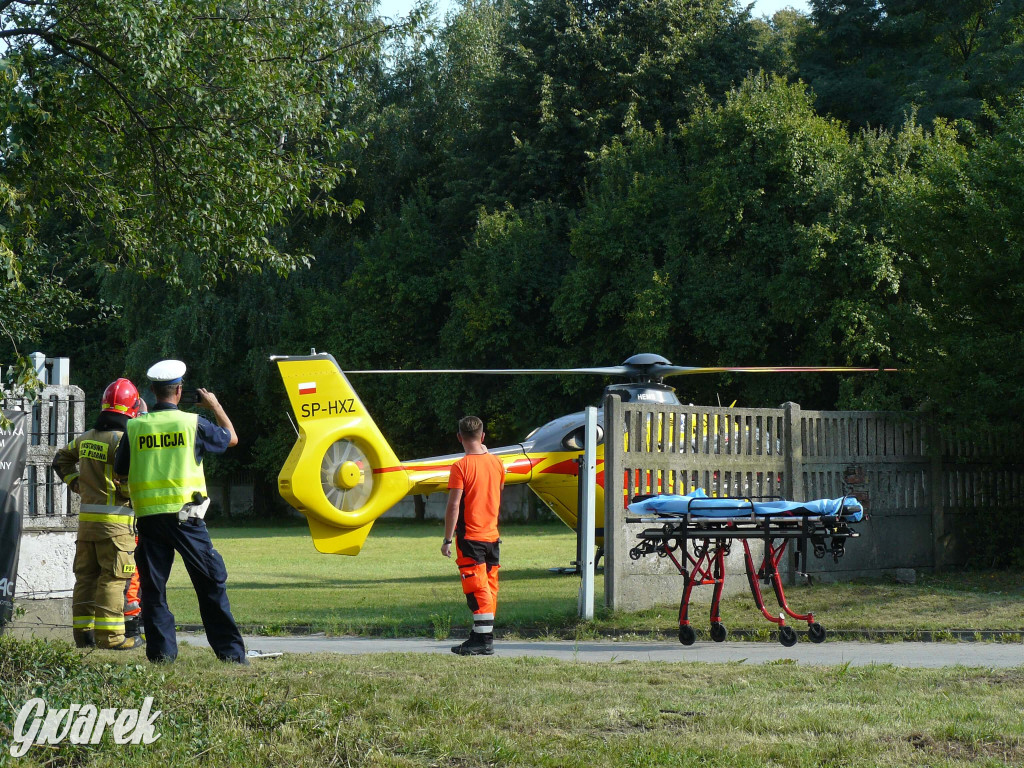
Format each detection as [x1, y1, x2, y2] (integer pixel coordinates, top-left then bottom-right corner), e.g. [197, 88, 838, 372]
[102, 378, 142, 418]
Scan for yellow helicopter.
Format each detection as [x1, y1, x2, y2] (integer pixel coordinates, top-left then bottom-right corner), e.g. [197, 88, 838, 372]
[271, 352, 890, 556]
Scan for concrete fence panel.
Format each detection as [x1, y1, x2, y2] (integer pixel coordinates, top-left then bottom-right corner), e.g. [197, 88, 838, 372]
[606, 398, 1024, 613]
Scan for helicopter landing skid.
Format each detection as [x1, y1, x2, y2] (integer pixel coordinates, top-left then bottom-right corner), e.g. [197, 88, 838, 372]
[549, 548, 605, 575]
[548, 563, 605, 575]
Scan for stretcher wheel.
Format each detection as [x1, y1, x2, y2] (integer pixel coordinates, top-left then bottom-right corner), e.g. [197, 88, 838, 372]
[778, 625, 798, 647]
[679, 625, 697, 646]
[807, 622, 826, 644]
[710, 622, 728, 643]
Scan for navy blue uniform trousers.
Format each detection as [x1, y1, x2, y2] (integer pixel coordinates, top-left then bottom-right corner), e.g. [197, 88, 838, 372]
[135, 514, 245, 663]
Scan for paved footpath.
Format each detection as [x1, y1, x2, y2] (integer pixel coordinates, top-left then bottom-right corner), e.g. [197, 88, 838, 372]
[180, 634, 1024, 668]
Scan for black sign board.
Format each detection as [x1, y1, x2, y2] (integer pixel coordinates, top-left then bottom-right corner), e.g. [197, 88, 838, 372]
[1, 411, 27, 631]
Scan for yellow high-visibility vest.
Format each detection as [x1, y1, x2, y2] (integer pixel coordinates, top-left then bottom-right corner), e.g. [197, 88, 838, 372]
[127, 410, 207, 517]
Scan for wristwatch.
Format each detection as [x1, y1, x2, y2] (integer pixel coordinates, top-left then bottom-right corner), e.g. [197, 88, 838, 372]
[443, 538, 452, 545]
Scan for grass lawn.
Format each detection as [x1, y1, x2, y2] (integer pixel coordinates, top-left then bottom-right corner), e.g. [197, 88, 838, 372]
[3, 636, 1023, 767]
[162, 520, 1024, 639]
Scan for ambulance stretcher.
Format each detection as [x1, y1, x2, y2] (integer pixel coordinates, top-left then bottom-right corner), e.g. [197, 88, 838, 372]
[626, 490, 864, 647]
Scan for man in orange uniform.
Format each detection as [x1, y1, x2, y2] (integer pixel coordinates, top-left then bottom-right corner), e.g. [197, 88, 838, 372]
[441, 416, 505, 656]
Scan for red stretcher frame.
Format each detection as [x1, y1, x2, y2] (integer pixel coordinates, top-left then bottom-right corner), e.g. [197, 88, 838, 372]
[626, 496, 861, 647]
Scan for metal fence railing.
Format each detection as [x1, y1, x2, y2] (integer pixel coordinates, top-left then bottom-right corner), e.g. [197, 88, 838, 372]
[5, 386, 86, 523]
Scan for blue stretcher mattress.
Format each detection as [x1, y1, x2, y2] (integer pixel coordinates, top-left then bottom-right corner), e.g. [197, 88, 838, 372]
[628, 489, 864, 522]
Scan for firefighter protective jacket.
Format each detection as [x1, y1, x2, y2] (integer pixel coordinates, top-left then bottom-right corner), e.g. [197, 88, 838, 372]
[52, 428, 135, 542]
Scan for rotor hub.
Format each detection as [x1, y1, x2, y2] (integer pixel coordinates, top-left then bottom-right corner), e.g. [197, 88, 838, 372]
[335, 460, 362, 489]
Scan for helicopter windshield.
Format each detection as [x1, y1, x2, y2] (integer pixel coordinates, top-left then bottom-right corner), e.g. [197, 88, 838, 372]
[562, 424, 604, 451]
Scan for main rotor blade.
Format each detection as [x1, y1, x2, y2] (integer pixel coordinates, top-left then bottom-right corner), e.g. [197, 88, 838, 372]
[347, 364, 897, 377]
[662, 365, 898, 376]
[346, 367, 632, 376]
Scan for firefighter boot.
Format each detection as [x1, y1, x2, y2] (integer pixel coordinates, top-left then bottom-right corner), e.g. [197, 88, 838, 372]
[451, 632, 494, 656]
[106, 634, 144, 651]
[73, 629, 96, 649]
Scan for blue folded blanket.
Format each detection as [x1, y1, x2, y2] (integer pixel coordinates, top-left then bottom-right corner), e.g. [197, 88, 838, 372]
[628, 489, 863, 522]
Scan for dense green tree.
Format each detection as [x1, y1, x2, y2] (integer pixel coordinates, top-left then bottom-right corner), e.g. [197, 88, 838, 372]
[558, 74, 904, 408]
[747, 6, 814, 80]
[436, 202, 580, 439]
[328, 0, 507, 234]
[554, 123, 685, 361]
[275, 0, 789, 448]
[881, 103, 1024, 431]
[800, 0, 1024, 129]
[475, 0, 767, 210]
[1, 0, 374, 359]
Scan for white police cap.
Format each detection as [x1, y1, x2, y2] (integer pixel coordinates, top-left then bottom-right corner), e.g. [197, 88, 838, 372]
[147, 359, 187, 384]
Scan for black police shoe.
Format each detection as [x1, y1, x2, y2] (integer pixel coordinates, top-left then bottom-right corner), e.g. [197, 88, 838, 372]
[451, 632, 494, 656]
[124, 616, 145, 644]
[74, 630, 96, 649]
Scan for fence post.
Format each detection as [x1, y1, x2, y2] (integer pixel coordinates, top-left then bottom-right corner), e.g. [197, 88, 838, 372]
[782, 402, 804, 501]
[49, 358, 70, 387]
[928, 420, 946, 572]
[780, 402, 804, 585]
[603, 393, 623, 610]
[29, 352, 46, 383]
[577, 406, 597, 620]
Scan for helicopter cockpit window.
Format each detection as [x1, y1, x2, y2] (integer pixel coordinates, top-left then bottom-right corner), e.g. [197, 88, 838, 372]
[562, 425, 604, 451]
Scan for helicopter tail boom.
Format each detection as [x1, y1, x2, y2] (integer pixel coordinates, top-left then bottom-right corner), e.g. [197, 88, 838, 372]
[399, 444, 536, 497]
[273, 353, 411, 555]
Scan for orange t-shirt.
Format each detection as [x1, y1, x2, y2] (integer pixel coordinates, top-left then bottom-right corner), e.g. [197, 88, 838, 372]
[448, 452, 505, 542]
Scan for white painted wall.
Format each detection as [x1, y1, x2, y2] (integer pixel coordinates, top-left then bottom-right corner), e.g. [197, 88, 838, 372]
[14, 530, 76, 599]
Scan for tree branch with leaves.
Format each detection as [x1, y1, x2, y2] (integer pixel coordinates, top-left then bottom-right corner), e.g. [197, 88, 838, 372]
[1, 0, 377, 357]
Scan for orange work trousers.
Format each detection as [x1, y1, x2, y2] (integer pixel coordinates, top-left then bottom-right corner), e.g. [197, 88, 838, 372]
[455, 539, 500, 633]
[122, 534, 141, 618]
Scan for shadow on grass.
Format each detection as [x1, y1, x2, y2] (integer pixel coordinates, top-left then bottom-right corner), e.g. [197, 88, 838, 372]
[207, 519, 569, 540]
[224, 566, 575, 591]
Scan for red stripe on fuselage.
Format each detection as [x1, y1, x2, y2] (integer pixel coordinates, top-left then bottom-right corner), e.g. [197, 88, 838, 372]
[374, 463, 451, 474]
[507, 457, 545, 475]
[375, 456, 543, 476]
[540, 459, 580, 477]
[540, 458, 606, 477]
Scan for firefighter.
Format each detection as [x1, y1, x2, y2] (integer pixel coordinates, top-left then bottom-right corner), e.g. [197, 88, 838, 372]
[113, 359, 247, 664]
[441, 416, 505, 656]
[52, 378, 146, 650]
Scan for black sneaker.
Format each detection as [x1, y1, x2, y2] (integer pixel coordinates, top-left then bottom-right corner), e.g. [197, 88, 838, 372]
[451, 632, 494, 656]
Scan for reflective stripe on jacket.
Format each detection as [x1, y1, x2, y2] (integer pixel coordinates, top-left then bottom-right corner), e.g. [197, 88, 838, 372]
[79, 503, 135, 524]
[127, 410, 207, 517]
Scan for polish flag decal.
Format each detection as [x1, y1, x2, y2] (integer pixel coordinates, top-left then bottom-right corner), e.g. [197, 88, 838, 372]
[298, 382, 317, 395]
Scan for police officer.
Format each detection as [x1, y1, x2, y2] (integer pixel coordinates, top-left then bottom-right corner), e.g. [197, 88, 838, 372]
[113, 360, 247, 664]
[52, 378, 145, 650]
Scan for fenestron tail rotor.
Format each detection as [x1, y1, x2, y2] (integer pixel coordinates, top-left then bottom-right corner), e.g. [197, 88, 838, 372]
[320, 439, 373, 512]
